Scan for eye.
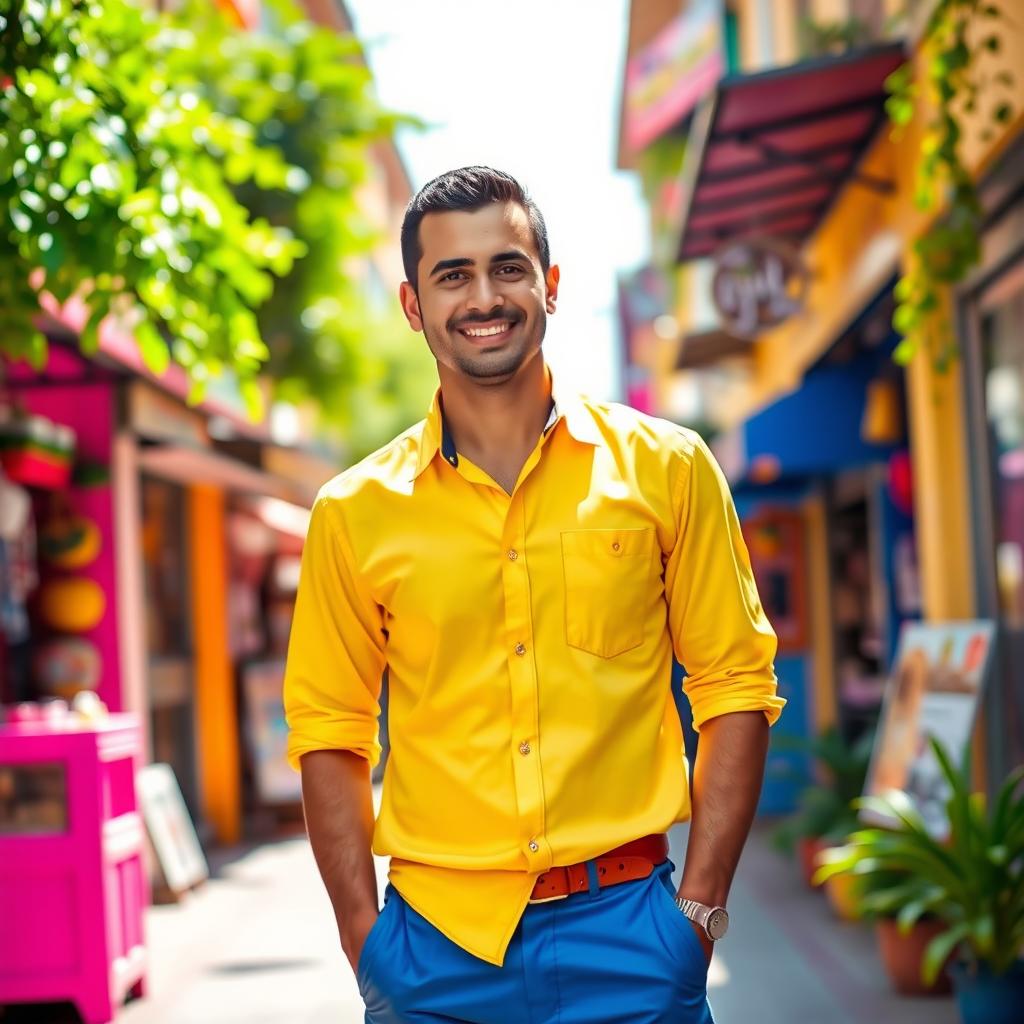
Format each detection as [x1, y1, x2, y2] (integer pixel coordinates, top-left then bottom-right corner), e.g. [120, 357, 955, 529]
[440, 271, 467, 283]
[496, 264, 525, 277]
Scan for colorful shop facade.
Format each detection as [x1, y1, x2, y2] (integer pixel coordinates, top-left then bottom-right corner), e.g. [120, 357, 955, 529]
[0, 306, 336, 847]
[617, 0, 1024, 803]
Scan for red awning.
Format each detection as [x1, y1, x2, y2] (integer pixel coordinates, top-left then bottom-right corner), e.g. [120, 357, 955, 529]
[676, 43, 905, 262]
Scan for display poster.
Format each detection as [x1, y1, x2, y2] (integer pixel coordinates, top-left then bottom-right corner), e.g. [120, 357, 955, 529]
[243, 658, 301, 804]
[863, 620, 996, 837]
[137, 763, 209, 895]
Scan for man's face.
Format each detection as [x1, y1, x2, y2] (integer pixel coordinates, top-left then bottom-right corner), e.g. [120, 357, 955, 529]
[400, 201, 559, 384]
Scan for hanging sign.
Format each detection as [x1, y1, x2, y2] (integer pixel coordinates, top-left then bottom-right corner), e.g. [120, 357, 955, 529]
[711, 238, 809, 338]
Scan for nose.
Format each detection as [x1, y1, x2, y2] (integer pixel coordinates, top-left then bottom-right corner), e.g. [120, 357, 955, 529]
[466, 274, 504, 314]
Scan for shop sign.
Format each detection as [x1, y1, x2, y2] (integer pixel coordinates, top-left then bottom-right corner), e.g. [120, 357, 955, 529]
[624, 0, 725, 154]
[711, 239, 809, 338]
[137, 763, 209, 895]
[127, 381, 207, 446]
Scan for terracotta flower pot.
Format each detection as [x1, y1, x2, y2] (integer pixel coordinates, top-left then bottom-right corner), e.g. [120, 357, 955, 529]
[797, 836, 828, 889]
[875, 918, 953, 996]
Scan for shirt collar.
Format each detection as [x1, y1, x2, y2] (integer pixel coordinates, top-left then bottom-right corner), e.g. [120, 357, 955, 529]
[414, 369, 602, 479]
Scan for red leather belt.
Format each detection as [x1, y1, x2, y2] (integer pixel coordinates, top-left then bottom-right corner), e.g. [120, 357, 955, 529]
[528, 834, 669, 904]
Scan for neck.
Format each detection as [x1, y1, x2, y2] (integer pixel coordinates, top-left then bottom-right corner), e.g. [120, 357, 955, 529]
[437, 353, 552, 469]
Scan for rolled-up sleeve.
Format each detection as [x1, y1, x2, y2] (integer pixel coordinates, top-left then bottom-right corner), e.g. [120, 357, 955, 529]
[284, 493, 387, 770]
[664, 432, 785, 731]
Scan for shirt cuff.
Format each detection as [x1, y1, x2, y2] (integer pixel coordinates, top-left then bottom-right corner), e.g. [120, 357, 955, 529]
[685, 677, 786, 732]
[286, 724, 382, 772]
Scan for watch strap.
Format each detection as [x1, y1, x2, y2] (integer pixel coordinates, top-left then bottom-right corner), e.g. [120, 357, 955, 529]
[675, 897, 710, 930]
[674, 896, 728, 940]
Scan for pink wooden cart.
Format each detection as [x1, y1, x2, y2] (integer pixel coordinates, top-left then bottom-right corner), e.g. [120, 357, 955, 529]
[0, 713, 148, 1023]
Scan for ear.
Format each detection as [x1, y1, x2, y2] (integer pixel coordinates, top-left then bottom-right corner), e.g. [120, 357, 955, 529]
[399, 281, 424, 332]
[544, 265, 560, 314]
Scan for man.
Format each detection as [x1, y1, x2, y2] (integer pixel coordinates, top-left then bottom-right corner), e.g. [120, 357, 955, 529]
[285, 167, 784, 1023]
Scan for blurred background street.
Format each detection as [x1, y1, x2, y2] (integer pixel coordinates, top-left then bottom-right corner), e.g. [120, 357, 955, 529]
[2, 0, 1024, 1022]
[0, 819, 962, 1024]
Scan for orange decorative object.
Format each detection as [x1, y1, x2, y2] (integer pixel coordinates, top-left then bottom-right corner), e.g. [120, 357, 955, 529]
[39, 516, 102, 570]
[37, 578, 107, 632]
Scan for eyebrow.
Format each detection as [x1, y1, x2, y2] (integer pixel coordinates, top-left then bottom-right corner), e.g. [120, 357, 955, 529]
[427, 250, 534, 279]
[491, 249, 532, 265]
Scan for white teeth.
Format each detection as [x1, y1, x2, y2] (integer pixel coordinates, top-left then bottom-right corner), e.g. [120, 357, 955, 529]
[463, 323, 510, 337]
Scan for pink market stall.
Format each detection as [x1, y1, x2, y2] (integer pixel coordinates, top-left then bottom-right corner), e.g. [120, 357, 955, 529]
[1, 343, 148, 1022]
[0, 711, 147, 1024]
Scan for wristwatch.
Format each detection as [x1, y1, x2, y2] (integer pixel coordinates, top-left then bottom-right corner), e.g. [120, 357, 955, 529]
[674, 897, 729, 941]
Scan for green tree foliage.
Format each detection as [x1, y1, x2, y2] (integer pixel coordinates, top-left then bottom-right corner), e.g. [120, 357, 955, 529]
[1, 0, 432, 442]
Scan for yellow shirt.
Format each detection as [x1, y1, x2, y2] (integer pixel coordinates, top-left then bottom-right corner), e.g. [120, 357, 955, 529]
[284, 381, 783, 966]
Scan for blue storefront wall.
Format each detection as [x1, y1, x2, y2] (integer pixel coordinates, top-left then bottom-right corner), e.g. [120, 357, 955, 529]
[712, 339, 904, 814]
[739, 361, 900, 482]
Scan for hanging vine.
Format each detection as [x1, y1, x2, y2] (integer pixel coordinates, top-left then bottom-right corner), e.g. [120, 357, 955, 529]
[885, 0, 1015, 372]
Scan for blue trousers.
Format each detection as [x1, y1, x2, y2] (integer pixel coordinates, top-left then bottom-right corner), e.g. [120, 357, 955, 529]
[357, 861, 715, 1023]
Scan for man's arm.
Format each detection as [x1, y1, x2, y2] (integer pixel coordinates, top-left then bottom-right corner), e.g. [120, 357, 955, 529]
[662, 434, 785, 961]
[283, 494, 388, 972]
[677, 710, 770, 960]
[301, 749, 379, 972]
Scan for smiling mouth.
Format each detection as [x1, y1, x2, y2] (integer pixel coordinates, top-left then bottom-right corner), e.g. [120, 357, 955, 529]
[458, 320, 517, 341]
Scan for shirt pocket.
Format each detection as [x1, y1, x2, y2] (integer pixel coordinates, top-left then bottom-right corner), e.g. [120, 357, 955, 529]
[560, 527, 655, 658]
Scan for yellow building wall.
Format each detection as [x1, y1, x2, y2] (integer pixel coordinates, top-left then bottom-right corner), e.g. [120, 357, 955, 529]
[770, 0, 800, 66]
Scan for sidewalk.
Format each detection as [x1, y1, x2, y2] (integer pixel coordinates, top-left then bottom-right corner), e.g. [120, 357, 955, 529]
[694, 823, 957, 1024]
[3, 819, 960, 1023]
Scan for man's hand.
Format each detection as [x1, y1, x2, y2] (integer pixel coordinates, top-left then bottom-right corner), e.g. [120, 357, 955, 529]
[340, 905, 380, 974]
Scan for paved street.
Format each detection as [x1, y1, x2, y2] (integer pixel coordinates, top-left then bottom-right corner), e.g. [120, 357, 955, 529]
[2, 815, 960, 1024]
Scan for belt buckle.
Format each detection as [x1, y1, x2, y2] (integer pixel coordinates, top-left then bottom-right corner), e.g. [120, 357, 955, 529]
[527, 891, 570, 905]
[528, 866, 572, 904]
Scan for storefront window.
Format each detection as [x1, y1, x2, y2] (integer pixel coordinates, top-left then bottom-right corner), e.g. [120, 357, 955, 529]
[0, 762, 67, 834]
[140, 477, 199, 818]
[980, 264, 1024, 628]
[978, 258, 1024, 775]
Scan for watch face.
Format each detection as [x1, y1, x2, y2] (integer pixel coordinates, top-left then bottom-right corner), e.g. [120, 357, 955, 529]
[706, 908, 729, 940]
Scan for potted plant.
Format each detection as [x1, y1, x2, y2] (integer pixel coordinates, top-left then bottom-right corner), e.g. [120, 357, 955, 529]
[815, 737, 1024, 1021]
[771, 726, 874, 906]
[827, 865, 953, 995]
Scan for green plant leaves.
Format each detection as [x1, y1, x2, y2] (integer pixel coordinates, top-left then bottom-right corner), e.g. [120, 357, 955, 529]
[771, 726, 876, 853]
[2, 0, 426, 442]
[887, 0, 1015, 376]
[922, 921, 969, 986]
[817, 734, 1024, 979]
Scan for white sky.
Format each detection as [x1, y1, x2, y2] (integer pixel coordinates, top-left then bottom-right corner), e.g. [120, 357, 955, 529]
[345, 0, 650, 400]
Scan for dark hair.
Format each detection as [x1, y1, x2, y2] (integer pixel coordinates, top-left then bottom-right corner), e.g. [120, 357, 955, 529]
[400, 166, 550, 288]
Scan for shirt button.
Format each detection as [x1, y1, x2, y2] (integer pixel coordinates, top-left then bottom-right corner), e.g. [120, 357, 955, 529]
[519, 741, 531, 756]
[528, 840, 539, 852]
[508, 549, 518, 561]
[514, 643, 526, 657]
